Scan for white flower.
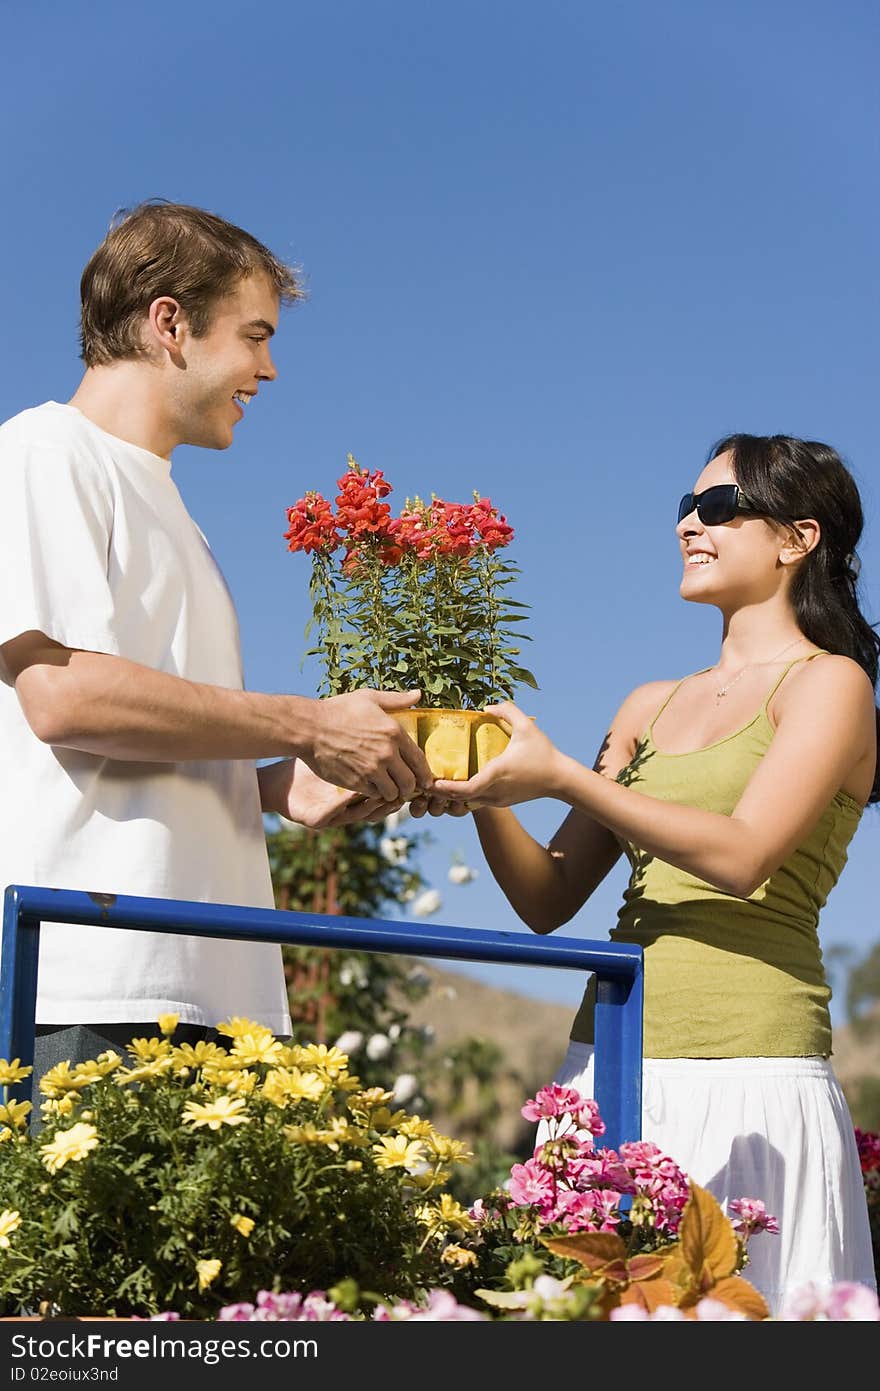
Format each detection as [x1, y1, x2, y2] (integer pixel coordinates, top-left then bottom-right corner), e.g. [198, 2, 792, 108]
[448, 864, 477, 884]
[338, 960, 368, 989]
[366, 1033, 392, 1061]
[391, 1073, 419, 1105]
[388, 1024, 401, 1041]
[383, 806, 411, 831]
[334, 1030, 364, 1056]
[380, 836, 409, 865]
[412, 889, 442, 918]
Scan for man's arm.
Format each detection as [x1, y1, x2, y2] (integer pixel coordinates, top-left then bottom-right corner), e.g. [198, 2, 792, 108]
[2, 631, 433, 802]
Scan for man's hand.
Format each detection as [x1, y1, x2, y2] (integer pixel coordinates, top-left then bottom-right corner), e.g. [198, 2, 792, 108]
[305, 688, 434, 800]
[259, 758, 405, 829]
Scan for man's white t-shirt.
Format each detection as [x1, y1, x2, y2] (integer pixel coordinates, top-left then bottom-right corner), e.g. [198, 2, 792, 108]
[0, 401, 292, 1034]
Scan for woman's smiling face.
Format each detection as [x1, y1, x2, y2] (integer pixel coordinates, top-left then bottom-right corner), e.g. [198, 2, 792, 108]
[676, 450, 798, 608]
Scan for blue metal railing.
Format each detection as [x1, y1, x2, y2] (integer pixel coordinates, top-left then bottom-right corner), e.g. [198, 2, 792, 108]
[0, 884, 643, 1150]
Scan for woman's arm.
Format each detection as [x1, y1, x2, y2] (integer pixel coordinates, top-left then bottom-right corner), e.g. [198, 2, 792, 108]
[435, 656, 876, 899]
[470, 805, 623, 934]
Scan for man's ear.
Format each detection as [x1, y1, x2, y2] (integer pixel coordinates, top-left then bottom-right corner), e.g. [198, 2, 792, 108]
[146, 296, 186, 355]
[780, 518, 821, 565]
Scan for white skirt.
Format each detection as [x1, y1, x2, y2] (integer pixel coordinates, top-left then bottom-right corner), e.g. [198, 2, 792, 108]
[541, 1042, 877, 1317]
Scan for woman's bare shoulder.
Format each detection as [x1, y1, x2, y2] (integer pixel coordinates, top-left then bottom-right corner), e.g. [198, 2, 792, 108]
[605, 677, 683, 755]
[777, 651, 875, 708]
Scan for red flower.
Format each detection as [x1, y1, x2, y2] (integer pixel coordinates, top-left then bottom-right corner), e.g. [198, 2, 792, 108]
[284, 492, 341, 555]
[856, 1128, 880, 1175]
[470, 496, 514, 552]
[387, 506, 438, 560]
[335, 459, 395, 541]
[431, 500, 478, 559]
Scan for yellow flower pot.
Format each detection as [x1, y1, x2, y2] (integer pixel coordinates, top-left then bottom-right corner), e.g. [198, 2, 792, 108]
[394, 708, 512, 780]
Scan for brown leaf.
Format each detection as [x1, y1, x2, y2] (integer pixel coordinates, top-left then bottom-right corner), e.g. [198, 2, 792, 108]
[542, 1230, 626, 1273]
[659, 1245, 694, 1297]
[679, 1183, 739, 1281]
[631, 1279, 678, 1313]
[626, 1253, 668, 1282]
[708, 1276, 771, 1322]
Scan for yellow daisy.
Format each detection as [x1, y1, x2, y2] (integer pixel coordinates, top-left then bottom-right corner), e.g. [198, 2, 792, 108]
[365, 1106, 406, 1133]
[230, 1033, 284, 1067]
[126, 1037, 171, 1062]
[283, 1122, 320, 1144]
[196, 1258, 222, 1290]
[230, 1214, 255, 1237]
[223, 1070, 258, 1096]
[372, 1135, 426, 1172]
[114, 1057, 175, 1085]
[0, 1209, 21, 1248]
[0, 1100, 32, 1129]
[437, 1193, 476, 1230]
[296, 1043, 350, 1077]
[157, 1013, 180, 1037]
[441, 1244, 477, 1269]
[40, 1095, 77, 1119]
[39, 1062, 90, 1098]
[398, 1116, 435, 1139]
[350, 1087, 394, 1109]
[171, 1041, 226, 1070]
[427, 1135, 474, 1166]
[41, 1122, 99, 1173]
[216, 1017, 271, 1041]
[0, 1059, 33, 1086]
[182, 1095, 250, 1131]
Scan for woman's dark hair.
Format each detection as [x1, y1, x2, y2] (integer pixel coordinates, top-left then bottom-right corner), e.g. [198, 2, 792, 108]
[710, 433, 880, 805]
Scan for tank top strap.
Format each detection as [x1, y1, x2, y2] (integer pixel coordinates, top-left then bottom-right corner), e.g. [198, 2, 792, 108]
[646, 666, 714, 739]
[760, 648, 830, 714]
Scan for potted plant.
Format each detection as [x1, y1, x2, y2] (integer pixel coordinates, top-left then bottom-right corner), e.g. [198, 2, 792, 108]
[284, 456, 538, 779]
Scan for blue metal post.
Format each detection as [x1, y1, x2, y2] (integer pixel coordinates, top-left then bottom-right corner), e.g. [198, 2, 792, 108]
[0, 885, 643, 1149]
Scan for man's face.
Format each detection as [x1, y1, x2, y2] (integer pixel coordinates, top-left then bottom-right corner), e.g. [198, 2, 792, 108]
[169, 273, 280, 450]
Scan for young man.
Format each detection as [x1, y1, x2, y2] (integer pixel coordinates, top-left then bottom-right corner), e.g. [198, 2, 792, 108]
[0, 201, 432, 1083]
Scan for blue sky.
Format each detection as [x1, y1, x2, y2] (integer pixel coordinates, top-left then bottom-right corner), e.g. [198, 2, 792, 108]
[2, 1, 878, 1026]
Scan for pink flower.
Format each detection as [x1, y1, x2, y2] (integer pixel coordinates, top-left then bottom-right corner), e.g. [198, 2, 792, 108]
[780, 1281, 880, 1321]
[574, 1096, 606, 1138]
[694, 1298, 749, 1321]
[521, 1084, 583, 1123]
[728, 1197, 780, 1239]
[568, 1150, 635, 1193]
[822, 1283, 880, 1321]
[609, 1304, 651, 1320]
[508, 1157, 556, 1208]
[552, 1187, 622, 1233]
[217, 1289, 352, 1322]
[375, 1290, 487, 1321]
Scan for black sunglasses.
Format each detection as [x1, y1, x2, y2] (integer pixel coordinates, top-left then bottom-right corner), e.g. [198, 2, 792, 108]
[677, 483, 760, 527]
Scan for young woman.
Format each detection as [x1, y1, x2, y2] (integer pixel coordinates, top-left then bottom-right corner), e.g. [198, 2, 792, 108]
[413, 433, 879, 1314]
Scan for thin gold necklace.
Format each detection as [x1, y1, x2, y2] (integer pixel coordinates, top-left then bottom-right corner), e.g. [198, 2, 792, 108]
[713, 636, 807, 699]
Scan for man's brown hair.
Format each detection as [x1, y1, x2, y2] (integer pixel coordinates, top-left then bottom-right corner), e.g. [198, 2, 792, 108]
[79, 200, 304, 366]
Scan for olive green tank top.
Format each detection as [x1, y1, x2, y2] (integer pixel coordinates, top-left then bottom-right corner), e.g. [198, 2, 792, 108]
[569, 652, 865, 1058]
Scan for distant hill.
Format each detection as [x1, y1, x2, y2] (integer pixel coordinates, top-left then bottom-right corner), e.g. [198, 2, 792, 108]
[401, 960, 880, 1147]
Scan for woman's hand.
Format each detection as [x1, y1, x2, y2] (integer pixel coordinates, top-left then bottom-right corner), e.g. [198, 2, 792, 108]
[432, 702, 565, 808]
[409, 792, 472, 819]
[259, 758, 404, 829]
